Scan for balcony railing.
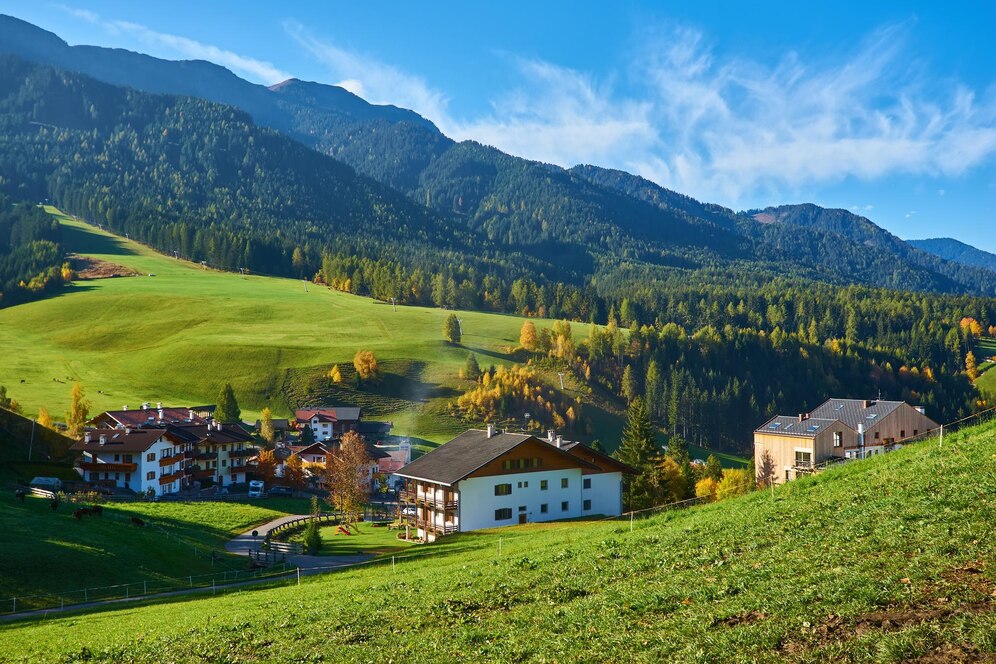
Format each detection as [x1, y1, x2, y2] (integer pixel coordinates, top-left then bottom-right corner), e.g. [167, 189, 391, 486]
[77, 461, 137, 473]
[158, 471, 184, 485]
[227, 448, 256, 458]
[399, 490, 458, 510]
[401, 515, 458, 535]
[159, 453, 185, 467]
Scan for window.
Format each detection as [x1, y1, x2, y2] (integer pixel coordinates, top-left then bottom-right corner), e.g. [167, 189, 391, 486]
[124, 473, 131, 482]
[833, 432, 842, 447]
[518, 505, 526, 512]
[913, 430, 918, 436]
[540, 504, 548, 513]
[785, 469, 791, 480]
[874, 431, 880, 440]
[495, 508, 512, 521]
[124, 455, 133, 463]
[900, 430, 905, 438]
[146, 471, 155, 480]
[221, 460, 227, 467]
[532, 457, 541, 468]
[115, 473, 120, 480]
[146, 452, 155, 462]
[502, 460, 512, 471]
[494, 483, 512, 496]
[583, 499, 592, 511]
[561, 501, 569, 512]
[583, 478, 592, 490]
[540, 480, 548, 491]
[517, 481, 528, 488]
[114, 454, 120, 462]
[561, 478, 568, 489]
[794, 450, 812, 467]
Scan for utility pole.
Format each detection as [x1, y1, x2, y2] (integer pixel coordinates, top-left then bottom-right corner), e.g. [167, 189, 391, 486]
[28, 418, 35, 462]
[457, 319, 463, 336]
[303, 280, 308, 293]
[390, 297, 397, 312]
[557, 372, 566, 390]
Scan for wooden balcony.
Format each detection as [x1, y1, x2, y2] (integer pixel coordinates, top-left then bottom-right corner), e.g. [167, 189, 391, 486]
[402, 515, 458, 535]
[77, 461, 137, 473]
[399, 490, 457, 510]
[227, 448, 256, 459]
[158, 471, 185, 485]
[159, 453, 185, 467]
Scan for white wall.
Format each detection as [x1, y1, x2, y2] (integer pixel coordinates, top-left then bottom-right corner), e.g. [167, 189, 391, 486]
[583, 472, 623, 517]
[457, 469, 584, 531]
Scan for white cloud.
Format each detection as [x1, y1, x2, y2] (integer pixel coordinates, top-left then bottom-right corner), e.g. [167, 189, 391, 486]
[905, 210, 917, 218]
[58, 6, 291, 84]
[284, 20, 450, 125]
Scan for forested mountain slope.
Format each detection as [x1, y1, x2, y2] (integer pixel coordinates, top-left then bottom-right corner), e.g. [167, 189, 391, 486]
[909, 237, 996, 273]
[3, 14, 994, 298]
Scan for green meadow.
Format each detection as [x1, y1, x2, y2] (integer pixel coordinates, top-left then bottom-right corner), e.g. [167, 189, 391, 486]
[0, 209, 746, 464]
[2, 420, 994, 661]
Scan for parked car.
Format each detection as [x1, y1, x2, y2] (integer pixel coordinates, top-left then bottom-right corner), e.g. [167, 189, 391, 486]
[269, 486, 293, 497]
[401, 506, 416, 516]
[248, 480, 265, 498]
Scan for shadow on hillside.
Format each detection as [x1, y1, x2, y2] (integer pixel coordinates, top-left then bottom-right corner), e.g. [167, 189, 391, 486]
[61, 222, 138, 257]
[464, 345, 517, 364]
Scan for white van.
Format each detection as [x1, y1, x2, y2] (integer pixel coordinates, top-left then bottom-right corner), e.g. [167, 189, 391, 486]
[248, 480, 265, 498]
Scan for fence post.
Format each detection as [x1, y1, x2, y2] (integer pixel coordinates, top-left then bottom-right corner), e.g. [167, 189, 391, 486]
[144, 580, 147, 595]
[392, 555, 396, 573]
[125, 585, 129, 599]
[498, 537, 502, 557]
[189, 575, 193, 587]
[297, 567, 301, 586]
[84, 588, 87, 602]
[939, 424, 944, 448]
[61, 597, 64, 611]
[11, 597, 15, 613]
[630, 511, 634, 532]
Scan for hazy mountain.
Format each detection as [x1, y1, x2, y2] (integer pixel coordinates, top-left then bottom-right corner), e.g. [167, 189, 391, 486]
[908, 237, 996, 274]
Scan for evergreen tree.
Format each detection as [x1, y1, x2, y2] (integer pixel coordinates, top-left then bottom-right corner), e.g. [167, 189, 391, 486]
[443, 313, 461, 343]
[216, 383, 241, 423]
[464, 352, 481, 380]
[621, 365, 638, 403]
[704, 454, 723, 483]
[644, 359, 662, 421]
[616, 397, 658, 510]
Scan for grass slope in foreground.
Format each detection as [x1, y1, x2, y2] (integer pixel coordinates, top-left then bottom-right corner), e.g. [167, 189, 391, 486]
[4, 422, 996, 661]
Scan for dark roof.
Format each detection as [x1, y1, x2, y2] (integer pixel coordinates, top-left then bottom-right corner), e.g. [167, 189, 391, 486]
[90, 407, 208, 428]
[295, 406, 362, 422]
[167, 422, 253, 445]
[395, 429, 598, 485]
[255, 418, 291, 430]
[754, 416, 842, 438]
[808, 399, 907, 430]
[71, 428, 173, 453]
[356, 420, 392, 435]
[560, 441, 639, 474]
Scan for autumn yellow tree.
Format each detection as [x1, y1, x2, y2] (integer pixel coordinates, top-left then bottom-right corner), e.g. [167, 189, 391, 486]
[328, 364, 342, 383]
[966, 351, 979, 380]
[66, 383, 91, 439]
[284, 453, 306, 489]
[695, 477, 719, 502]
[325, 431, 371, 530]
[37, 406, 54, 430]
[353, 350, 379, 382]
[256, 449, 277, 484]
[259, 407, 275, 444]
[519, 321, 538, 351]
[715, 469, 753, 501]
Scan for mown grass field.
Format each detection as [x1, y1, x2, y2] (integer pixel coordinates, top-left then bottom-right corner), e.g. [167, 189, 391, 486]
[3, 420, 994, 661]
[315, 522, 414, 557]
[0, 210, 746, 463]
[974, 337, 996, 399]
[0, 493, 306, 612]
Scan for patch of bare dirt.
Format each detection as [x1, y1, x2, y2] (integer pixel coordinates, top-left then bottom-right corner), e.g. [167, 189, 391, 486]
[69, 254, 139, 279]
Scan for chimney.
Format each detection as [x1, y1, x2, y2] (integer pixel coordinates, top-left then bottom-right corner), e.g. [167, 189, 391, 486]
[798, 413, 806, 422]
[189, 410, 195, 420]
[555, 435, 564, 448]
[862, 400, 872, 408]
[486, 423, 496, 438]
[99, 434, 107, 445]
[915, 406, 925, 414]
[156, 402, 162, 410]
[122, 405, 128, 411]
[84, 432, 91, 443]
[547, 429, 556, 443]
[125, 426, 131, 434]
[157, 408, 164, 421]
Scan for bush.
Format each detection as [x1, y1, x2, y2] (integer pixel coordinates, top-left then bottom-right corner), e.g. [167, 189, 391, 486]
[303, 519, 322, 554]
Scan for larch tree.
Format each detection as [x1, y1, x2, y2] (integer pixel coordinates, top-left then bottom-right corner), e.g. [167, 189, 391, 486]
[325, 431, 371, 530]
[966, 351, 979, 380]
[353, 350, 379, 382]
[284, 453, 306, 489]
[328, 364, 343, 383]
[256, 449, 277, 484]
[66, 383, 90, 439]
[216, 383, 241, 423]
[715, 469, 753, 501]
[621, 365, 638, 403]
[443, 313, 461, 343]
[259, 407, 275, 445]
[37, 406, 54, 430]
[464, 352, 482, 380]
[519, 320, 538, 351]
[695, 477, 719, 502]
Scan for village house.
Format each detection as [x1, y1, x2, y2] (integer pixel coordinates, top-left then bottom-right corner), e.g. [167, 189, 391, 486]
[294, 406, 362, 442]
[754, 398, 940, 485]
[76, 407, 256, 494]
[272, 439, 389, 489]
[71, 428, 189, 496]
[395, 426, 634, 541]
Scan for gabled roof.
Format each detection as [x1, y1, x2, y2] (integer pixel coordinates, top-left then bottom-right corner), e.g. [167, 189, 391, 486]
[295, 406, 362, 422]
[395, 430, 599, 486]
[754, 416, 843, 438]
[166, 422, 253, 445]
[90, 407, 209, 428]
[808, 399, 906, 430]
[560, 441, 639, 474]
[71, 428, 173, 453]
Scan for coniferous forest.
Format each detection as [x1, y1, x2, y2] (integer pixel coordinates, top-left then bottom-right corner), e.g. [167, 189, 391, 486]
[0, 53, 991, 454]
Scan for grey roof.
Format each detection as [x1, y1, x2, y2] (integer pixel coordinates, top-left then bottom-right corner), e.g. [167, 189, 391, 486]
[395, 429, 598, 485]
[808, 399, 905, 430]
[755, 416, 841, 438]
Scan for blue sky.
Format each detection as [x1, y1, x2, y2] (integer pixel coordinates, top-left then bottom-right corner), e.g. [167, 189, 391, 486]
[4, 1, 995, 250]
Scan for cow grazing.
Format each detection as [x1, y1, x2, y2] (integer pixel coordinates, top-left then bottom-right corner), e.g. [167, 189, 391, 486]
[14, 489, 25, 503]
[90, 504, 103, 516]
[130, 516, 145, 527]
[50, 499, 59, 512]
[73, 509, 86, 520]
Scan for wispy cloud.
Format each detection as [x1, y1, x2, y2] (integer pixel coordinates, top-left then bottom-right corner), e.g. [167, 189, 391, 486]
[284, 20, 450, 125]
[58, 5, 291, 84]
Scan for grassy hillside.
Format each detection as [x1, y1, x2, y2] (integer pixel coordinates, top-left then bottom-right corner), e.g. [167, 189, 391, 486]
[0, 494, 311, 612]
[3, 422, 995, 661]
[0, 209, 745, 464]
[974, 337, 996, 399]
